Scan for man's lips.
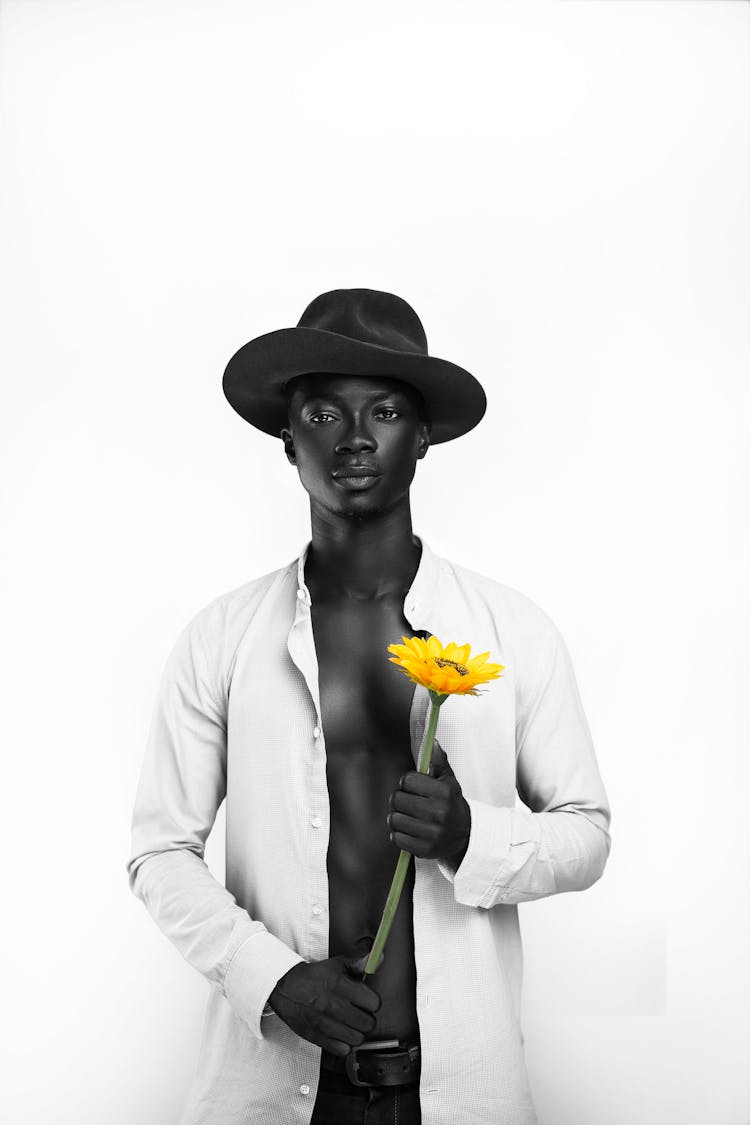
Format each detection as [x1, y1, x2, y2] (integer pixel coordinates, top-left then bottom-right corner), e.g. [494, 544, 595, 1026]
[331, 466, 382, 479]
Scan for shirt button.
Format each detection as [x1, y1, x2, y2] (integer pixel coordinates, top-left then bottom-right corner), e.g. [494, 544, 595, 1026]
[313, 725, 321, 739]
[312, 904, 323, 916]
[300, 1084, 310, 1095]
[297, 588, 306, 600]
[311, 816, 322, 828]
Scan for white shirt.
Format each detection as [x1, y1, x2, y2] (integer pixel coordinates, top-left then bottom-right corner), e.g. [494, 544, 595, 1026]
[126, 536, 612, 1125]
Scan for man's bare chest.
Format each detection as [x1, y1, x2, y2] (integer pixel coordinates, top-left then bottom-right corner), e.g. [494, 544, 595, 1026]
[310, 596, 422, 753]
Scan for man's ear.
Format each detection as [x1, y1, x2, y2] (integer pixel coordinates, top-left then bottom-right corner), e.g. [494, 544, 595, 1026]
[280, 426, 296, 464]
[417, 422, 431, 459]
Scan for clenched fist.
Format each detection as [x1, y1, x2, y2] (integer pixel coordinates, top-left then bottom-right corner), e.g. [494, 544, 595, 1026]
[267, 940, 384, 1056]
[387, 737, 471, 864]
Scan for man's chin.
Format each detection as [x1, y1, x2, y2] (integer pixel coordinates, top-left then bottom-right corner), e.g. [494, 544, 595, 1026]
[319, 493, 401, 522]
[339, 500, 391, 521]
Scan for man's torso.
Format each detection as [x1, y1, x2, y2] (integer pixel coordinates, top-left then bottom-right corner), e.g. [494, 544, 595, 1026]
[311, 590, 424, 1042]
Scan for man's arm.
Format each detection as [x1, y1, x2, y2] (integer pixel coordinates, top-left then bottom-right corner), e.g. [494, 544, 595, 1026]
[436, 615, 612, 908]
[125, 613, 304, 1039]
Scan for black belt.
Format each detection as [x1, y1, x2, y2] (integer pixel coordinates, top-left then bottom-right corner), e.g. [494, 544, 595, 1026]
[320, 1038, 421, 1088]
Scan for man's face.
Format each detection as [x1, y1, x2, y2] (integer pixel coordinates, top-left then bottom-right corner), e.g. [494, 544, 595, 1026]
[280, 372, 430, 520]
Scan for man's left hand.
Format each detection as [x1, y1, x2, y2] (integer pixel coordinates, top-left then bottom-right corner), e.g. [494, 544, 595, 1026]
[387, 739, 471, 864]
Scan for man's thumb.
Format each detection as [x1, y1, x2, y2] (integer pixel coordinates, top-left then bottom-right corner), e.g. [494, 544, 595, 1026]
[429, 737, 453, 777]
[344, 936, 384, 976]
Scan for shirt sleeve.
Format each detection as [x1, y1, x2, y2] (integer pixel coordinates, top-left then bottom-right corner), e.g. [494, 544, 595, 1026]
[436, 615, 612, 908]
[125, 611, 305, 1039]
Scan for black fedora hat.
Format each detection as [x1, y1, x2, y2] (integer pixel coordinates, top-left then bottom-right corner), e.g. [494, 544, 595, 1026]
[222, 288, 487, 444]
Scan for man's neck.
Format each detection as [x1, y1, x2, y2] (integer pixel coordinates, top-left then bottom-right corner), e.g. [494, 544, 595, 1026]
[304, 501, 421, 602]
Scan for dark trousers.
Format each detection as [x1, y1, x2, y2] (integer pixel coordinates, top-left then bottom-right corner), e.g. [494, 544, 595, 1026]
[310, 1060, 422, 1125]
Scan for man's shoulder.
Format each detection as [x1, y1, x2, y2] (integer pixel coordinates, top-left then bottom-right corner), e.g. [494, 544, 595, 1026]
[437, 549, 562, 643]
[434, 550, 568, 698]
[175, 556, 296, 656]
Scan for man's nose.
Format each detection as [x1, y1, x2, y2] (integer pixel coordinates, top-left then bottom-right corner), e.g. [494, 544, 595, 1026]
[334, 415, 377, 453]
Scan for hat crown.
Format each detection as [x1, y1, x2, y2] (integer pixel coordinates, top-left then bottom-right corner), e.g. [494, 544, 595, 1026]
[297, 288, 428, 356]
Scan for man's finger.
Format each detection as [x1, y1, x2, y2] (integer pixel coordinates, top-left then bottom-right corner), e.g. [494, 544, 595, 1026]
[401, 770, 442, 797]
[391, 831, 430, 857]
[390, 790, 437, 820]
[389, 810, 437, 839]
[338, 971, 383, 1009]
[428, 738, 454, 778]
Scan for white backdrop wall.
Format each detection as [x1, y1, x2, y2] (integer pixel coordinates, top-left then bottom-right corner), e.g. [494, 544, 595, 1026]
[1, 2, 748, 1123]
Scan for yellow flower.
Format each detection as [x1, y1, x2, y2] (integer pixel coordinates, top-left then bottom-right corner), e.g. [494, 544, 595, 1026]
[362, 631, 504, 976]
[387, 634, 504, 698]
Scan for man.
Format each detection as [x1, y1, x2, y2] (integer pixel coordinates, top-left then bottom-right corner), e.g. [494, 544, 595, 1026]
[126, 288, 612, 1125]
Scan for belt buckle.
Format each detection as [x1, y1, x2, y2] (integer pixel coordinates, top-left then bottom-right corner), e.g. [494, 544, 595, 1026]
[344, 1038, 401, 1088]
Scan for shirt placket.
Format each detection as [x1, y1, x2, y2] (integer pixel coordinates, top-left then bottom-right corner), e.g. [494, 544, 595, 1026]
[286, 562, 331, 966]
[400, 549, 445, 1041]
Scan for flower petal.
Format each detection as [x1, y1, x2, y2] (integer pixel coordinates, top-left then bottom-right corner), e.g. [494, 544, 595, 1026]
[404, 636, 428, 658]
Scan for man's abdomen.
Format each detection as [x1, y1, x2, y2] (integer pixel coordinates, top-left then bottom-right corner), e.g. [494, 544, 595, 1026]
[326, 744, 421, 1042]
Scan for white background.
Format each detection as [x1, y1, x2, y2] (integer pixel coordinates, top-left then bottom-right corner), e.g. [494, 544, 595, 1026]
[1, 2, 748, 1123]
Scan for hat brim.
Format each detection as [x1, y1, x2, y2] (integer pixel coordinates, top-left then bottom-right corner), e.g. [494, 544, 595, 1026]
[222, 327, 486, 444]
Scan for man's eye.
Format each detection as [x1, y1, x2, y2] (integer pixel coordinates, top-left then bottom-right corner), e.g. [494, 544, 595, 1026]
[310, 412, 336, 423]
[376, 408, 399, 419]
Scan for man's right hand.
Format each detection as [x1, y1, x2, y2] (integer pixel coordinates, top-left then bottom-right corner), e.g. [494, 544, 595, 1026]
[267, 945, 384, 1056]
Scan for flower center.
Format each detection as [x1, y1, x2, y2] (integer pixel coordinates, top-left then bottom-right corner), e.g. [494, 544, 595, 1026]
[432, 657, 468, 676]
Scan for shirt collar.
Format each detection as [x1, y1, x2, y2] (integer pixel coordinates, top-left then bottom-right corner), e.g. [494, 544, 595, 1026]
[293, 534, 441, 629]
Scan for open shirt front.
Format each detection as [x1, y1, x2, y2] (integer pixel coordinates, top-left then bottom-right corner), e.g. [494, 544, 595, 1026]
[126, 535, 612, 1125]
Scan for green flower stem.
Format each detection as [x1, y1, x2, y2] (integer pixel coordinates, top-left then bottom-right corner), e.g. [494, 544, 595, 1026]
[362, 693, 446, 977]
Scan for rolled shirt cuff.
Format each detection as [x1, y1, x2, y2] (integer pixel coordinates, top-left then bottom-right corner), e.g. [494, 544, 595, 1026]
[437, 796, 541, 908]
[223, 929, 306, 1040]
